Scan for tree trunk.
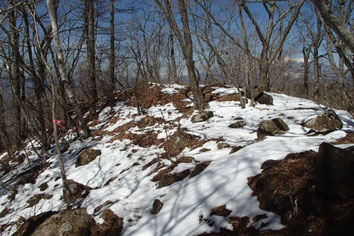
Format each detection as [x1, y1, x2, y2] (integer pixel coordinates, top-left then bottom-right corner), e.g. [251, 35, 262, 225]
[302, 47, 310, 98]
[8, 0, 23, 148]
[84, 0, 97, 104]
[169, 29, 178, 83]
[177, 0, 206, 110]
[311, 0, 354, 52]
[47, 0, 90, 138]
[109, 0, 115, 96]
[0, 92, 12, 157]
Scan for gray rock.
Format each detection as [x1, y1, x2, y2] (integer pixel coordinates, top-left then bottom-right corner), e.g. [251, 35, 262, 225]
[191, 111, 214, 123]
[257, 118, 289, 139]
[228, 120, 246, 128]
[255, 92, 273, 105]
[151, 199, 163, 214]
[303, 109, 342, 133]
[316, 142, 354, 202]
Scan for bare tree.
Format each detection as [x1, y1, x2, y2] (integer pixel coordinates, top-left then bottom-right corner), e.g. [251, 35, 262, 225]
[47, 0, 90, 138]
[84, 0, 98, 104]
[311, 0, 354, 52]
[154, 0, 207, 110]
[109, 0, 116, 96]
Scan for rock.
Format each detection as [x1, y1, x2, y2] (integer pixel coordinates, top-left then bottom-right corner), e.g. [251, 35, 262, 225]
[315, 142, 354, 202]
[94, 200, 113, 214]
[151, 199, 163, 214]
[257, 118, 289, 139]
[229, 146, 244, 154]
[63, 179, 91, 205]
[217, 142, 231, 149]
[92, 209, 124, 236]
[28, 208, 95, 236]
[303, 109, 343, 133]
[157, 169, 190, 188]
[0, 207, 10, 218]
[142, 158, 159, 171]
[228, 120, 246, 128]
[254, 92, 273, 105]
[248, 145, 354, 235]
[191, 111, 214, 123]
[163, 129, 206, 157]
[76, 148, 101, 167]
[49, 140, 70, 155]
[39, 183, 49, 191]
[272, 118, 289, 131]
[190, 161, 211, 178]
[210, 205, 232, 217]
[248, 150, 319, 234]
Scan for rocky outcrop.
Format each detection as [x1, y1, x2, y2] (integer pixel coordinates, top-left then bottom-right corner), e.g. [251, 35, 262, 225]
[316, 142, 354, 202]
[191, 111, 214, 123]
[248, 143, 354, 235]
[303, 109, 343, 133]
[76, 148, 101, 167]
[257, 118, 289, 139]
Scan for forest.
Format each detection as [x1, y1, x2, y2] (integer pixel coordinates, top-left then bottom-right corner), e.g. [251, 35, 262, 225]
[0, 1, 354, 235]
[0, 0, 352, 153]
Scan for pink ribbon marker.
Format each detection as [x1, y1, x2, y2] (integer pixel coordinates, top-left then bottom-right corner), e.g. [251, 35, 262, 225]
[53, 120, 65, 128]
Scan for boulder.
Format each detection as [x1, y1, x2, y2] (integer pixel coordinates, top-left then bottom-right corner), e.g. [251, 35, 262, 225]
[21, 209, 95, 236]
[257, 118, 289, 139]
[315, 142, 354, 202]
[254, 92, 273, 105]
[303, 109, 343, 133]
[191, 111, 214, 123]
[76, 148, 101, 167]
[248, 144, 354, 235]
[92, 209, 124, 236]
[151, 199, 163, 214]
[228, 120, 246, 128]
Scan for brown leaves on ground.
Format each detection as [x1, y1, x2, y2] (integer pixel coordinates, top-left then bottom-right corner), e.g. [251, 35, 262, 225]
[331, 131, 354, 144]
[216, 93, 241, 102]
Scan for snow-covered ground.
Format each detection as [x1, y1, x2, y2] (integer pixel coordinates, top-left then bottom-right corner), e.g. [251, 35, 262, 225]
[0, 84, 353, 235]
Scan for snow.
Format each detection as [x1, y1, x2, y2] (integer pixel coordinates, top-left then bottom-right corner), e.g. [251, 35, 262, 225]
[0, 84, 353, 236]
